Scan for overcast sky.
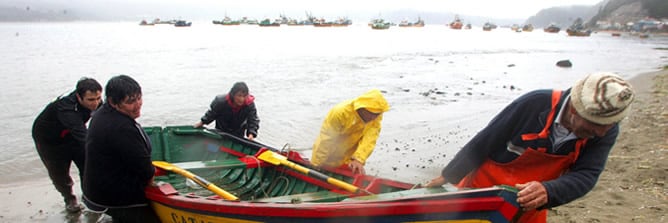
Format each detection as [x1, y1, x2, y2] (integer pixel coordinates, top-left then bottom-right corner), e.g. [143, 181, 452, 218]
[203, 0, 604, 18]
[4, 0, 605, 20]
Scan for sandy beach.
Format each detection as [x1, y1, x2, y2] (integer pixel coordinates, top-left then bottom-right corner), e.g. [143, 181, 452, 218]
[1, 69, 666, 222]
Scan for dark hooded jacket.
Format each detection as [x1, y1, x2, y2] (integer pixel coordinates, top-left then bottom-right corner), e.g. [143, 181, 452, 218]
[200, 94, 260, 138]
[32, 91, 96, 147]
[83, 103, 155, 208]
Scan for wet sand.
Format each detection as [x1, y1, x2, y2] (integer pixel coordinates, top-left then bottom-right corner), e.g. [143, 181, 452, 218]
[1, 70, 666, 222]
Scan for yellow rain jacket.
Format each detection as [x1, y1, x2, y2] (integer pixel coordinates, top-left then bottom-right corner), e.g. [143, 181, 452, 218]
[311, 89, 390, 168]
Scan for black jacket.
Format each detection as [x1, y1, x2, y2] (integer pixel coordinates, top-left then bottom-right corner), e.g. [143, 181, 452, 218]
[201, 94, 260, 138]
[83, 103, 155, 208]
[32, 92, 95, 146]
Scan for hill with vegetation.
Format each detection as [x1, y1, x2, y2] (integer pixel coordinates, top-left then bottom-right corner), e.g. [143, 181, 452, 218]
[524, 5, 600, 29]
[587, 0, 668, 27]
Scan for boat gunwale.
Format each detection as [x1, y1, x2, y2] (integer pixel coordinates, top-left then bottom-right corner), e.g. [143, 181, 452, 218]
[146, 126, 522, 222]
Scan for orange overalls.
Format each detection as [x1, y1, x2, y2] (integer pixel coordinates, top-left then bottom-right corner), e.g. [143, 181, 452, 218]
[458, 90, 587, 223]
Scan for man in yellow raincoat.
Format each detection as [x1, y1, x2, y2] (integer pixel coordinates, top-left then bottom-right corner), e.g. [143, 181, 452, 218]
[311, 89, 390, 175]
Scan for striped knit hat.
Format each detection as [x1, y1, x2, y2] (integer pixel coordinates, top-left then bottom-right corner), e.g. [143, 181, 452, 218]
[571, 72, 635, 125]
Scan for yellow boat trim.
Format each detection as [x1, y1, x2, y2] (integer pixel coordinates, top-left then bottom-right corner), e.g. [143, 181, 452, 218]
[151, 202, 260, 223]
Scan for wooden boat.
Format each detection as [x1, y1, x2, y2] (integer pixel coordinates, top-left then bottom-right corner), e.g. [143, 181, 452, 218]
[483, 22, 497, 31]
[370, 19, 391, 30]
[398, 17, 425, 27]
[213, 16, 241, 25]
[566, 29, 591, 36]
[174, 20, 192, 27]
[521, 24, 534, 32]
[449, 15, 463, 29]
[139, 20, 155, 26]
[259, 19, 280, 27]
[566, 18, 591, 37]
[144, 126, 522, 222]
[543, 24, 561, 33]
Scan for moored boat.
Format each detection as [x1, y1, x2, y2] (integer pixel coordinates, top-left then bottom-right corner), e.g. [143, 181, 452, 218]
[145, 126, 522, 223]
[449, 15, 463, 29]
[398, 17, 425, 27]
[174, 20, 192, 27]
[566, 18, 591, 37]
[543, 24, 561, 33]
[370, 19, 391, 30]
[521, 24, 534, 32]
[483, 22, 497, 31]
[139, 20, 155, 26]
[259, 18, 280, 27]
[213, 16, 241, 25]
[566, 29, 592, 36]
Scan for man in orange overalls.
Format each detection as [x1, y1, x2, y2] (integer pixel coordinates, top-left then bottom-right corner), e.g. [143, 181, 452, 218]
[425, 72, 635, 223]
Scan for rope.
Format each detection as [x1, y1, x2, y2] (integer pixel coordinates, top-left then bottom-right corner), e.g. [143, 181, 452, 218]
[245, 155, 270, 199]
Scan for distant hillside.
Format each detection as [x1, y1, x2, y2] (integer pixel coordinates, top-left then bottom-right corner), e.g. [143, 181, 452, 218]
[587, 0, 668, 27]
[524, 5, 601, 28]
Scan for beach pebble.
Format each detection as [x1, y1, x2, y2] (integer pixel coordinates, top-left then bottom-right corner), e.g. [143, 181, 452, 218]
[556, 60, 572, 67]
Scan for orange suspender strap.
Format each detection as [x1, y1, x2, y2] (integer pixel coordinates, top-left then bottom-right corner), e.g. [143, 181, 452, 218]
[521, 90, 563, 141]
[572, 138, 588, 162]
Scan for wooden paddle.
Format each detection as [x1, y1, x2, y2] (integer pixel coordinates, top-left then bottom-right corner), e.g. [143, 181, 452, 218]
[257, 150, 359, 193]
[152, 161, 239, 201]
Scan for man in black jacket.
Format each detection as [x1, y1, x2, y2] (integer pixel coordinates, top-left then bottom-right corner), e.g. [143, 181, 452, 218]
[32, 77, 102, 213]
[194, 81, 260, 140]
[82, 75, 160, 222]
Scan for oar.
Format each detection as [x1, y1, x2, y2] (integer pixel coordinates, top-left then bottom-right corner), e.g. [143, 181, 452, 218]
[257, 150, 359, 193]
[152, 161, 239, 201]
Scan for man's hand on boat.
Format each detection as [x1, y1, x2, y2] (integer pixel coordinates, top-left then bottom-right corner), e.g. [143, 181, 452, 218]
[193, 121, 204, 128]
[348, 159, 365, 175]
[423, 175, 446, 188]
[516, 181, 548, 211]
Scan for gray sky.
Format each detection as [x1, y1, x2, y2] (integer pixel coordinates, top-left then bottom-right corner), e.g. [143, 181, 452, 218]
[201, 0, 604, 18]
[4, 0, 604, 20]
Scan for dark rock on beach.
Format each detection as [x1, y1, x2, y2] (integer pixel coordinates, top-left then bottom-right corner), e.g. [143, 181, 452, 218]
[556, 60, 572, 68]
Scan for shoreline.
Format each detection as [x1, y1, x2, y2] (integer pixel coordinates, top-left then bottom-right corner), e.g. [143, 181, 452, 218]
[1, 69, 666, 222]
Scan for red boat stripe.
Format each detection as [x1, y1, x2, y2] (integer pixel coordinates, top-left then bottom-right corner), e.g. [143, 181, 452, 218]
[148, 192, 512, 220]
[220, 146, 248, 157]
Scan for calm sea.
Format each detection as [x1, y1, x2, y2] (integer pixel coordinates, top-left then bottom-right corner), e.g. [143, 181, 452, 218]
[1, 21, 667, 186]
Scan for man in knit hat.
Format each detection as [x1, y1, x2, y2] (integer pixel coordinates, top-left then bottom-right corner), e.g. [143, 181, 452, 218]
[425, 72, 634, 223]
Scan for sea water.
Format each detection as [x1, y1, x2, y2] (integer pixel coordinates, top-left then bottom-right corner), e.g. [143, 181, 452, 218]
[1, 21, 667, 186]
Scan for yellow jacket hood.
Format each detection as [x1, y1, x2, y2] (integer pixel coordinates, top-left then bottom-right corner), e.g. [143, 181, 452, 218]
[352, 89, 390, 114]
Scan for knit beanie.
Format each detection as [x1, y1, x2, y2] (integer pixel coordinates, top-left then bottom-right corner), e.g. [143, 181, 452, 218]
[571, 72, 635, 125]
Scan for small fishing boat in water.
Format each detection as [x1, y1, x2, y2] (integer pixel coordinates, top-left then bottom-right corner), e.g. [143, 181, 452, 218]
[370, 19, 391, 30]
[144, 126, 522, 223]
[449, 15, 463, 29]
[543, 24, 561, 33]
[398, 17, 425, 27]
[566, 18, 591, 37]
[174, 20, 192, 27]
[258, 19, 280, 27]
